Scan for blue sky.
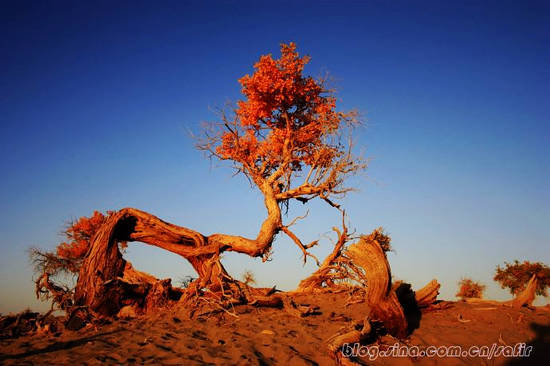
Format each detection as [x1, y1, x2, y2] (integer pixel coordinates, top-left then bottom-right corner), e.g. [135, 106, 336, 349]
[1, 0, 549, 313]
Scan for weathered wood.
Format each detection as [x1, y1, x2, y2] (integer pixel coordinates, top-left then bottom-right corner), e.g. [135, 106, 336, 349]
[73, 210, 129, 316]
[510, 274, 537, 308]
[327, 312, 372, 364]
[297, 228, 409, 338]
[73, 208, 224, 316]
[415, 279, 440, 308]
[345, 235, 408, 338]
[73, 207, 284, 316]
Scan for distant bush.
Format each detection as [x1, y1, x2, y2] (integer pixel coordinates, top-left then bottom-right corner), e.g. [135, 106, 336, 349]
[242, 270, 256, 286]
[494, 260, 550, 297]
[456, 278, 485, 299]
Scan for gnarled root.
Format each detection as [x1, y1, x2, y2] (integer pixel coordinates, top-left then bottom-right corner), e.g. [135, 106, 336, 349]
[327, 310, 374, 365]
[183, 278, 319, 320]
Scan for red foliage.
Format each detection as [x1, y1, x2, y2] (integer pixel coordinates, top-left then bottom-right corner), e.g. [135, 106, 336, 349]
[214, 42, 357, 182]
[56, 211, 112, 261]
[494, 260, 550, 296]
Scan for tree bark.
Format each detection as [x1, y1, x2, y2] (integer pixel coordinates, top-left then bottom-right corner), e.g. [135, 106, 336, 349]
[73, 207, 270, 316]
[510, 274, 537, 308]
[345, 236, 408, 338]
[415, 279, 441, 308]
[296, 230, 408, 338]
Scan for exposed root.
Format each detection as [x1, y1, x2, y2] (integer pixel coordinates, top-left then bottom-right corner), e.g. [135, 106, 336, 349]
[327, 310, 373, 365]
[178, 276, 319, 322]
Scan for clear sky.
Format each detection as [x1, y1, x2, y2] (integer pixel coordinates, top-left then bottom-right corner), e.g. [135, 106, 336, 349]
[1, 0, 549, 313]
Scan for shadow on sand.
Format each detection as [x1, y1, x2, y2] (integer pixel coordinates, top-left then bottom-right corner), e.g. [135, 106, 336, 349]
[507, 322, 550, 365]
[0, 329, 122, 361]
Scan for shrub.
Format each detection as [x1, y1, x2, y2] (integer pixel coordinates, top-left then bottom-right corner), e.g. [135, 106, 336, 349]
[456, 278, 485, 299]
[242, 270, 256, 285]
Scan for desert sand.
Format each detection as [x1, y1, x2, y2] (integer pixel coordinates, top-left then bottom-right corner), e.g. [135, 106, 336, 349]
[1, 292, 549, 365]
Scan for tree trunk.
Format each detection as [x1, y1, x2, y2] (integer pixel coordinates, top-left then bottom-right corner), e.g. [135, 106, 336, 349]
[296, 229, 408, 338]
[345, 236, 408, 338]
[510, 274, 537, 308]
[74, 208, 239, 316]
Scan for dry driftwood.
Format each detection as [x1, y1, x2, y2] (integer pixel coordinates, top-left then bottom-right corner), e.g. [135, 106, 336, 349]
[73, 208, 239, 317]
[299, 228, 409, 339]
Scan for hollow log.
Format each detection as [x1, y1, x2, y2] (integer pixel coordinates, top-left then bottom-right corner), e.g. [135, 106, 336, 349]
[510, 274, 537, 308]
[415, 279, 441, 308]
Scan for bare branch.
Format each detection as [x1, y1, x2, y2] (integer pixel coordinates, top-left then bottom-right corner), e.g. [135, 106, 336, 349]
[281, 226, 320, 266]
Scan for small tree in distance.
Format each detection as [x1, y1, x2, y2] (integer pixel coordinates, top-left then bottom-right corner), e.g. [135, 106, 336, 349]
[494, 260, 550, 297]
[456, 278, 485, 300]
[241, 270, 256, 286]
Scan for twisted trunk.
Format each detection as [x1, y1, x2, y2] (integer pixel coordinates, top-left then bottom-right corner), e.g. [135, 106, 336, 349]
[297, 230, 408, 338]
[511, 274, 537, 308]
[74, 203, 282, 316]
[345, 237, 408, 338]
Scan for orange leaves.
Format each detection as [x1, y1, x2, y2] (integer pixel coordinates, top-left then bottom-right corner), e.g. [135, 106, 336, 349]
[456, 278, 485, 299]
[56, 210, 111, 261]
[215, 42, 353, 179]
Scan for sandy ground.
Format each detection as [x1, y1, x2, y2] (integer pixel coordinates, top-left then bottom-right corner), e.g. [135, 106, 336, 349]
[1, 293, 549, 365]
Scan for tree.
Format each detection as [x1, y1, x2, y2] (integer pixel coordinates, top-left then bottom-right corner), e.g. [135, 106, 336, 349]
[198, 42, 364, 262]
[494, 260, 550, 297]
[31, 43, 435, 340]
[456, 278, 485, 300]
[70, 42, 365, 311]
[241, 270, 256, 286]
